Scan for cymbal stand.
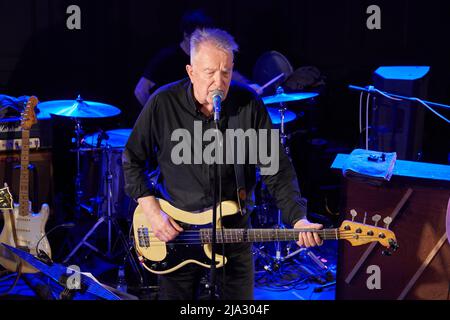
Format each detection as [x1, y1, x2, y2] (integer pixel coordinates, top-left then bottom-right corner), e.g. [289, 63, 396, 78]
[273, 87, 291, 262]
[73, 118, 84, 220]
[63, 143, 144, 285]
[272, 88, 325, 271]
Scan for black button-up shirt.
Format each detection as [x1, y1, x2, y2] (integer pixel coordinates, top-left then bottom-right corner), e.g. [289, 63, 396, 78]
[122, 78, 306, 227]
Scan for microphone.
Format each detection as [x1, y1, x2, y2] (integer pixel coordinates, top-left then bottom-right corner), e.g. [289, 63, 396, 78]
[212, 89, 224, 122]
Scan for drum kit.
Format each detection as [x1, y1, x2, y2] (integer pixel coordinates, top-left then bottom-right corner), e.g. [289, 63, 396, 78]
[36, 88, 317, 276]
[36, 95, 144, 284]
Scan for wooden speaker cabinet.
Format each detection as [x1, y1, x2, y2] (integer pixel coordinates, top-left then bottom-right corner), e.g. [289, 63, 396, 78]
[332, 154, 450, 300]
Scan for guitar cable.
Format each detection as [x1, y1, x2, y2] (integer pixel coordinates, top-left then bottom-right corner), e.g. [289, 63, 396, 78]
[0, 261, 23, 297]
[0, 211, 23, 296]
[35, 223, 75, 263]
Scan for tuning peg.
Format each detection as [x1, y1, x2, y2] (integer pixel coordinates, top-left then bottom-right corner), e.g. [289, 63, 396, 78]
[371, 214, 381, 227]
[383, 216, 393, 229]
[389, 239, 399, 251]
[350, 209, 357, 222]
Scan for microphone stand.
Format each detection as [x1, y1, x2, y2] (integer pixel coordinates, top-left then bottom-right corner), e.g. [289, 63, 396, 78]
[209, 94, 223, 300]
[348, 85, 450, 110]
[210, 135, 218, 300]
[348, 84, 450, 151]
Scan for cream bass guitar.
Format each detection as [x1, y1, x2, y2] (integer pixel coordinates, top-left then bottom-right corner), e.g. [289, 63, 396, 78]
[133, 199, 398, 274]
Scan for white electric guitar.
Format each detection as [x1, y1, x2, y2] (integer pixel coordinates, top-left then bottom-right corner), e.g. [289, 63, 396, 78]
[0, 96, 51, 273]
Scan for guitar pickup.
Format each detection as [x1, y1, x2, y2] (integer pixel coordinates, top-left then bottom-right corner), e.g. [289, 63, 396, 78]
[137, 227, 150, 247]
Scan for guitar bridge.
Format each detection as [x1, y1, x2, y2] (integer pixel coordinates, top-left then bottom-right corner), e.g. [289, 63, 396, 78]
[137, 227, 150, 248]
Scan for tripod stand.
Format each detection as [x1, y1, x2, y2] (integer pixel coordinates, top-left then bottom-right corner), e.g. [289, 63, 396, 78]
[256, 87, 325, 271]
[63, 138, 144, 285]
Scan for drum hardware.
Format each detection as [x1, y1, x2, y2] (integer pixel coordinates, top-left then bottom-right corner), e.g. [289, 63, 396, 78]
[39, 96, 142, 285]
[63, 136, 144, 286]
[261, 91, 318, 105]
[73, 118, 85, 219]
[63, 141, 124, 260]
[256, 87, 323, 272]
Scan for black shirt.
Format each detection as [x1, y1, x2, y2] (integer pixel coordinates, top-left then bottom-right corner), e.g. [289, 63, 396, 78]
[122, 78, 307, 227]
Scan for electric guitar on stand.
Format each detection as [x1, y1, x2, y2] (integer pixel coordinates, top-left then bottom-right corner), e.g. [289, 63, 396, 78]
[0, 96, 51, 273]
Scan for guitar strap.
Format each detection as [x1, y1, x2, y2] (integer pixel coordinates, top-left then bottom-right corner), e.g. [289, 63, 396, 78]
[227, 113, 247, 215]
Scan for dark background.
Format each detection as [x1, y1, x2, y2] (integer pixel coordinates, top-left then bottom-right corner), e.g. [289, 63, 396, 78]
[1, 0, 450, 218]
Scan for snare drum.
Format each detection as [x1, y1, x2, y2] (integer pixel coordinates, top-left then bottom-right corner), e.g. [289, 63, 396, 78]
[82, 128, 133, 220]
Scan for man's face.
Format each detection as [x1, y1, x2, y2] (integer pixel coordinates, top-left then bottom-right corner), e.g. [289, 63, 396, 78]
[186, 42, 233, 110]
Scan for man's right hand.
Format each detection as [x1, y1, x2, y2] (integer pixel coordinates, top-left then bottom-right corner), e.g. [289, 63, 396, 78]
[137, 196, 183, 242]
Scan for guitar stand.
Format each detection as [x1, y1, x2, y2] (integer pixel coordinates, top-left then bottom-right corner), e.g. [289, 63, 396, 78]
[63, 144, 144, 286]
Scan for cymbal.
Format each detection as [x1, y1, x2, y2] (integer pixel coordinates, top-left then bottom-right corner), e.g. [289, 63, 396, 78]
[267, 107, 296, 125]
[262, 92, 318, 105]
[37, 95, 121, 119]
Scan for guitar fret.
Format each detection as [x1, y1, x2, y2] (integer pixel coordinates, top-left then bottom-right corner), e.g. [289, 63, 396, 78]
[19, 129, 31, 217]
[199, 228, 340, 244]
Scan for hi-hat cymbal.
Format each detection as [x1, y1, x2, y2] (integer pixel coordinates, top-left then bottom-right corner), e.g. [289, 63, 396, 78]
[84, 128, 132, 148]
[267, 107, 297, 125]
[262, 92, 318, 105]
[37, 95, 121, 119]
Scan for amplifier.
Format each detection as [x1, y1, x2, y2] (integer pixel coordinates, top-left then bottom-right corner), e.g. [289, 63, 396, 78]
[0, 117, 52, 150]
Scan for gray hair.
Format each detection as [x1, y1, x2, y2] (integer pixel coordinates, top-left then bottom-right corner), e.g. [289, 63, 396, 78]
[190, 28, 239, 63]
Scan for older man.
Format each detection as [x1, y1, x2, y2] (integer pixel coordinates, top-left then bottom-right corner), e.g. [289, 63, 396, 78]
[123, 28, 322, 300]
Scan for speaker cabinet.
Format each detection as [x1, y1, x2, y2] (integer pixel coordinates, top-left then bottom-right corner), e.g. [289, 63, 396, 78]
[371, 66, 430, 160]
[0, 149, 53, 213]
[333, 154, 450, 300]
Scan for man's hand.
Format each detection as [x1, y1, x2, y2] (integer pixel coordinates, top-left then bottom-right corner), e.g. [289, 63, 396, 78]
[294, 218, 323, 248]
[248, 83, 264, 95]
[137, 196, 183, 242]
[134, 77, 155, 107]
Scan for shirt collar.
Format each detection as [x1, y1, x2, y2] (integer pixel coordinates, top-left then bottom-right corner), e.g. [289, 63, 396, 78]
[185, 80, 235, 120]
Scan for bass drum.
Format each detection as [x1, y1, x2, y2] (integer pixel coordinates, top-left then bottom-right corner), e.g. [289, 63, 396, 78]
[82, 129, 135, 221]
